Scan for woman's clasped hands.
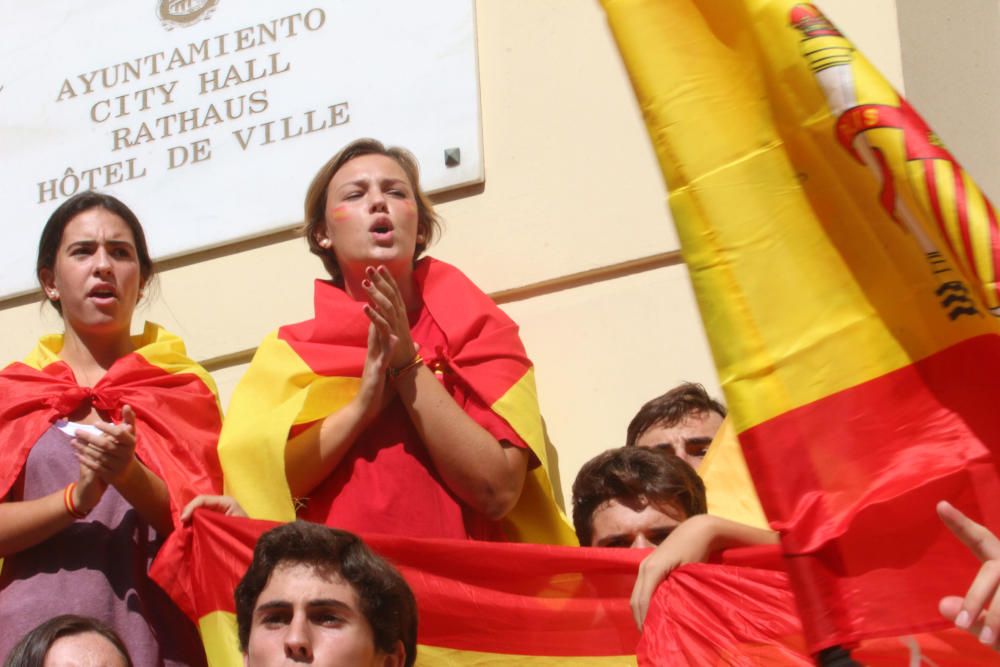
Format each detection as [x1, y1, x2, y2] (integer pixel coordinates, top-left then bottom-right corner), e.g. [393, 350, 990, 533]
[68, 405, 140, 513]
[355, 265, 420, 422]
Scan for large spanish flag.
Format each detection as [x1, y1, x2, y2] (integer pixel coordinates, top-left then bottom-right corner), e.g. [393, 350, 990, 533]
[602, 0, 1000, 653]
[217, 258, 574, 545]
[153, 514, 999, 665]
[0, 322, 223, 524]
[154, 511, 642, 666]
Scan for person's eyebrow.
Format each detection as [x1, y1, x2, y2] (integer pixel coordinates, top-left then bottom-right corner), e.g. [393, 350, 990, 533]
[379, 177, 410, 188]
[595, 533, 629, 547]
[336, 179, 370, 191]
[66, 239, 135, 249]
[306, 599, 352, 610]
[683, 436, 713, 444]
[254, 600, 292, 613]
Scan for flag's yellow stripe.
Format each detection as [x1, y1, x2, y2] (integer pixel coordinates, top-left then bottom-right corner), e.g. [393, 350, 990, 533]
[700, 418, 769, 530]
[218, 332, 358, 520]
[603, 0, 998, 431]
[23, 322, 220, 409]
[491, 368, 577, 545]
[935, 160, 964, 264]
[132, 325, 220, 409]
[199, 612, 636, 666]
[416, 646, 636, 666]
[198, 612, 241, 667]
[965, 171, 994, 292]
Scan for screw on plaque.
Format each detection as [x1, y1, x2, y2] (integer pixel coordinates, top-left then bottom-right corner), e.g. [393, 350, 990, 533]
[444, 147, 461, 167]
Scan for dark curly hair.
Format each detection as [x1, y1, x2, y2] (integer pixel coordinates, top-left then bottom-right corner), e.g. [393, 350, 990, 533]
[571, 446, 707, 546]
[235, 521, 417, 666]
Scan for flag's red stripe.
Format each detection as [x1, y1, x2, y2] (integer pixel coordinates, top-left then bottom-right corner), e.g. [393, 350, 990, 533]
[160, 513, 643, 656]
[738, 334, 1000, 650]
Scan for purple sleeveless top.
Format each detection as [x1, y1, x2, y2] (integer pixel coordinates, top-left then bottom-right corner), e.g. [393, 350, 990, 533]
[0, 425, 206, 665]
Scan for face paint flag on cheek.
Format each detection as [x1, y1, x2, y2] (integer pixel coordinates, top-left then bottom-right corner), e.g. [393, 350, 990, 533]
[331, 205, 350, 222]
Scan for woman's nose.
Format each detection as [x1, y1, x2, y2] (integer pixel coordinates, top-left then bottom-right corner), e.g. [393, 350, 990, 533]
[93, 248, 113, 274]
[368, 190, 388, 212]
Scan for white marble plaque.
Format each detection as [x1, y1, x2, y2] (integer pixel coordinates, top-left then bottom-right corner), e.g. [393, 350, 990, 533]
[0, 0, 482, 298]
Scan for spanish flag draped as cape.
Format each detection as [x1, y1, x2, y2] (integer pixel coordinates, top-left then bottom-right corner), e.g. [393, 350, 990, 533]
[602, 0, 1000, 654]
[218, 257, 574, 545]
[0, 322, 223, 526]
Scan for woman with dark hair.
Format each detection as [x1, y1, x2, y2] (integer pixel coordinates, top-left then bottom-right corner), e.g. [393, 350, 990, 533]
[0, 191, 222, 664]
[4, 615, 132, 667]
[217, 139, 573, 544]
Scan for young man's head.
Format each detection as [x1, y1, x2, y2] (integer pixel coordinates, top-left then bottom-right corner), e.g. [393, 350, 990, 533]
[625, 382, 726, 469]
[572, 447, 707, 548]
[235, 521, 417, 667]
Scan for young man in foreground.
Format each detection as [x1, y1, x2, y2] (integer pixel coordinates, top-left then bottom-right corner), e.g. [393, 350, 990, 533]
[235, 521, 417, 666]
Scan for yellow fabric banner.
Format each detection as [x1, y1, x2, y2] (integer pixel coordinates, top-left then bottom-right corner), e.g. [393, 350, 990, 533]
[602, 0, 999, 433]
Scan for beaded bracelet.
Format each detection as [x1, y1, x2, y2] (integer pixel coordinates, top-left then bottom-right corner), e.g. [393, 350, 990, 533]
[63, 482, 90, 519]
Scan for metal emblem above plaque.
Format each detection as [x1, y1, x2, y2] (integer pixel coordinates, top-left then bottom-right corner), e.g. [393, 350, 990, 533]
[158, 0, 221, 29]
[0, 0, 483, 299]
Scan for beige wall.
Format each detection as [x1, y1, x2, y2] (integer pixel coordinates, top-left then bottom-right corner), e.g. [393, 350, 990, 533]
[4, 0, 982, 511]
[896, 0, 1000, 199]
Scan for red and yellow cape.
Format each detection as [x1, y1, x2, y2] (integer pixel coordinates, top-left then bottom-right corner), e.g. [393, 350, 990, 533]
[219, 258, 575, 545]
[0, 322, 223, 524]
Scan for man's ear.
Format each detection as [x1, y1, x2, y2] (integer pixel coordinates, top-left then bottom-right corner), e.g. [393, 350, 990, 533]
[380, 641, 406, 667]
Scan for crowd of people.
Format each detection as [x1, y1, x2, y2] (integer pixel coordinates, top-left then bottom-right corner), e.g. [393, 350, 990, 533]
[0, 138, 995, 664]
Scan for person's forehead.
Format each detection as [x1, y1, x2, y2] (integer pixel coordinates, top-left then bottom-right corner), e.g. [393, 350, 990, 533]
[257, 560, 358, 607]
[331, 154, 410, 187]
[591, 497, 683, 534]
[642, 410, 722, 442]
[46, 632, 126, 666]
[61, 208, 133, 242]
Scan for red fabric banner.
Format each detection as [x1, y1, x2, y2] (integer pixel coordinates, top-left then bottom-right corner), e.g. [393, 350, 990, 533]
[154, 514, 996, 664]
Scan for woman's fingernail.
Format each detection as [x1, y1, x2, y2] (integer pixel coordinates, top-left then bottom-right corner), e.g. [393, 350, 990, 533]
[362, 279, 372, 288]
[956, 610, 971, 628]
[980, 626, 994, 644]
